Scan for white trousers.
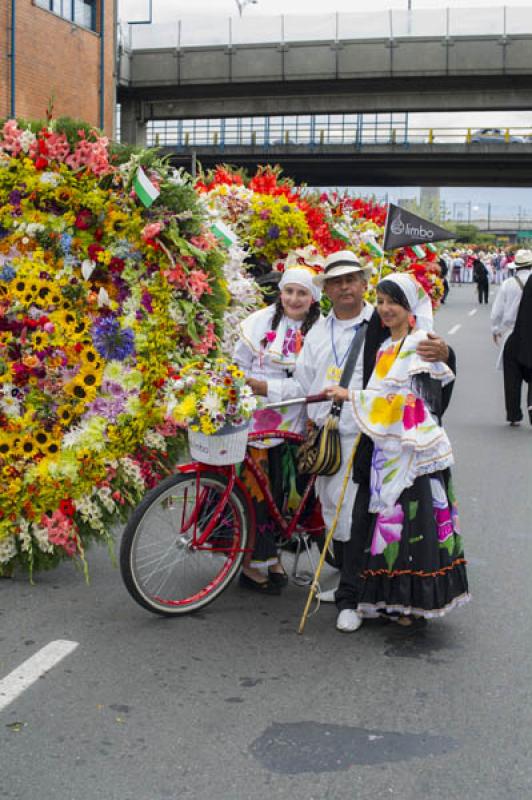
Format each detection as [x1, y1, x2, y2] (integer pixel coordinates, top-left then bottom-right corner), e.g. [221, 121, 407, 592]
[315, 433, 359, 543]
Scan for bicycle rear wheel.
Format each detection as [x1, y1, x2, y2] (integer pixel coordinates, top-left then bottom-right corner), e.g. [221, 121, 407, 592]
[120, 471, 249, 616]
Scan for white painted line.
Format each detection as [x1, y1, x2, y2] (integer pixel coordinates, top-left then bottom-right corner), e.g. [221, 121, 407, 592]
[468, 309, 478, 317]
[0, 640, 78, 712]
[448, 324, 462, 335]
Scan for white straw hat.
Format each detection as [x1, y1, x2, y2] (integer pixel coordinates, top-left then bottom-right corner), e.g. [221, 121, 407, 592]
[313, 250, 373, 287]
[514, 249, 532, 269]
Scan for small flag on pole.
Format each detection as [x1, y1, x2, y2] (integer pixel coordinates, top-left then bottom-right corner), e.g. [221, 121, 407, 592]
[411, 244, 426, 259]
[133, 167, 160, 208]
[332, 226, 351, 243]
[360, 232, 384, 258]
[211, 220, 238, 248]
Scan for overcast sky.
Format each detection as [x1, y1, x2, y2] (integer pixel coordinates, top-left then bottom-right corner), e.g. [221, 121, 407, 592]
[122, 0, 532, 18]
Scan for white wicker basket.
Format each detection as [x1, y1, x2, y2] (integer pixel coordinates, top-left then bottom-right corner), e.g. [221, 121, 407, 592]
[188, 422, 249, 466]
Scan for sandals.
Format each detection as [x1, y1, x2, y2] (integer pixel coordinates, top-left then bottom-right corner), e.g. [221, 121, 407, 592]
[268, 567, 289, 588]
[393, 615, 427, 630]
[238, 572, 281, 595]
[379, 612, 427, 630]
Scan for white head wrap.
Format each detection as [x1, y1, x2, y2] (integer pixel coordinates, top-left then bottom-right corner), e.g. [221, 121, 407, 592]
[279, 266, 321, 302]
[378, 272, 433, 332]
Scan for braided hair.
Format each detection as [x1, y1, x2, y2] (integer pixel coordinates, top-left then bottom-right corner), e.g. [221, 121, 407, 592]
[260, 297, 321, 350]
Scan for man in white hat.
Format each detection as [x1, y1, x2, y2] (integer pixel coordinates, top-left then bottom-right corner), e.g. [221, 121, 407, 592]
[491, 248, 532, 425]
[265, 250, 455, 631]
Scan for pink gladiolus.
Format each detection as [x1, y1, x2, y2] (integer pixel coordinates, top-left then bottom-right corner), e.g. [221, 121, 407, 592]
[41, 511, 77, 556]
[46, 132, 71, 162]
[193, 322, 217, 355]
[1, 120, 23, 155]
[187, 270, 212, 300]
[141, 222, 163, 241]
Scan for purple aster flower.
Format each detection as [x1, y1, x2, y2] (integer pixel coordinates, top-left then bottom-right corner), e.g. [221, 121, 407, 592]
[267, 224, 280, 240]
[8, 190, 23, 206]
[0, 264, 16, 282]
[86, 396, 126, 422]
[92, 316, 135, 361]
[141, 290, 153, 313]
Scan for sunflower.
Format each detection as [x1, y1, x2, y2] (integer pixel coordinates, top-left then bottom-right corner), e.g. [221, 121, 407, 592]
[34, 430, 49, 449]
[32, 332, 48, 349]
[20, 437, 36, 458]
[81, 347, 99, 365]
[56, 405, 74, 427]
[64, 378, 98, 404]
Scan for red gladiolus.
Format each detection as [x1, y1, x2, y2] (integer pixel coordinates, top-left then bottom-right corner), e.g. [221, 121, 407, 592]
[59, 498, 76, 517]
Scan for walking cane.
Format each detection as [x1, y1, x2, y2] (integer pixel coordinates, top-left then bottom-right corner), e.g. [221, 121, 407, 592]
[297, 433, 361, 635]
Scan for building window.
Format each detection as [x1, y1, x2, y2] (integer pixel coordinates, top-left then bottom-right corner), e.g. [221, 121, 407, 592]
[35, 0, 97, 32]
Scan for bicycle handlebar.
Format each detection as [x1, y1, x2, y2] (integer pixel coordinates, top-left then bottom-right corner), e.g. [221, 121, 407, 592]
[260, 392, 328, 410]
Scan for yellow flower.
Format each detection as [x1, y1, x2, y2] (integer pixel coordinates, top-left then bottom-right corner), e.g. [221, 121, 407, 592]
[173, 394, 197, 424]
[368, 393, 404, 427]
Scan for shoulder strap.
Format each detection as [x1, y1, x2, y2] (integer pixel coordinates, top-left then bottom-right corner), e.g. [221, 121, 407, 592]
[339, 321, 368, 389]
[514, 273, 525, 291]
[328, 321, 368, 417]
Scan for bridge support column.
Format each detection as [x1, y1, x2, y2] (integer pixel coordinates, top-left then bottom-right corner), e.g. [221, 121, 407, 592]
[120, 99, 147, 147]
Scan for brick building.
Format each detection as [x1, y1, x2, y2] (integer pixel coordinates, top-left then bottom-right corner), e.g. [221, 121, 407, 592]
[0, 0, 116, 136]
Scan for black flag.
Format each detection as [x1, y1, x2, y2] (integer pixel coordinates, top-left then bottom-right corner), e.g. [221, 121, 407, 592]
[383, 203, 456, 251]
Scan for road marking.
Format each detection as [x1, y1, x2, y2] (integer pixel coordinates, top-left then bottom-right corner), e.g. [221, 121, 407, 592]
[448, 324, 461, 335]
[0, 640, 78, 712]
[468, 309, 478, 317]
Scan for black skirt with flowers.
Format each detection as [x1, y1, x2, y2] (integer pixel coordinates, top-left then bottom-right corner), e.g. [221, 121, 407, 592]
[336, 468, 470, 619]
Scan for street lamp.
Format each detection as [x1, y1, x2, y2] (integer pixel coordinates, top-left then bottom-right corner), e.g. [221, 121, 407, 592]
[235, 0, 258, 16]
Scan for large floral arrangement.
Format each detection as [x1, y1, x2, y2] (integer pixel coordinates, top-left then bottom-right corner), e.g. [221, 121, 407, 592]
[0, 118, 229, 576]
[197, 166, 444, 309]
[169, 357, 257, 435]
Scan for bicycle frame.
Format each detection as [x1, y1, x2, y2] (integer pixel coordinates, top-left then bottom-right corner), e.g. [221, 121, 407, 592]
[177, 429, 319, 553]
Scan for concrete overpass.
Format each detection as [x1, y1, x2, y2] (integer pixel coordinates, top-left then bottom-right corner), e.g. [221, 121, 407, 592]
[160, 142, 532, 188]
[117, 10, 532, 146]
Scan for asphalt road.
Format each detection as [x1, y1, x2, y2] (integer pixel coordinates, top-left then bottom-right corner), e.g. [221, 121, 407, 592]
[2, 284, 532, 800]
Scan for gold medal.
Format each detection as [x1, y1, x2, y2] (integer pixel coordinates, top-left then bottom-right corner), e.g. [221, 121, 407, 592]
[326, 365, 342, 383]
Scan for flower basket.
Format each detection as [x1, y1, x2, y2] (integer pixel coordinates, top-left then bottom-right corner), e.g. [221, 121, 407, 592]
[188, 422, 249, 466]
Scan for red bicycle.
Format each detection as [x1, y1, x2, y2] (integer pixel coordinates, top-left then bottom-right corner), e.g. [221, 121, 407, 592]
[120, 398, 336, 616]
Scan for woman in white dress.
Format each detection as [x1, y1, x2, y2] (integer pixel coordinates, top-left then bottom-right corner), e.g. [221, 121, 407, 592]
[233, 266, 322, 593]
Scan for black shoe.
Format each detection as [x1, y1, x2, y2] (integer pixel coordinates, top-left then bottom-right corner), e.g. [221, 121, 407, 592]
[268, 568, 289, 587]
[238, 572, 281, 595]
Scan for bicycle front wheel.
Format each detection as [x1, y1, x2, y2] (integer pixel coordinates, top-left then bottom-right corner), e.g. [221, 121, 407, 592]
[120, 471, 249, 616]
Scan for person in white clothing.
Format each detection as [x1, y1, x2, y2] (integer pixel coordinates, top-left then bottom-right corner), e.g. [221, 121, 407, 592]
[491, 248, 532, 425]
[262, 251, 453, 629]
[233, 264, 323, 593]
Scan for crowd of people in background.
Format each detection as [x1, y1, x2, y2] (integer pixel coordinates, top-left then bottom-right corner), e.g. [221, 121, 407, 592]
[440, 248, 517, 287]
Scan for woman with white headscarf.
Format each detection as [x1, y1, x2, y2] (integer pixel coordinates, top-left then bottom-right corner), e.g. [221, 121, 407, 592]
[233, 264, 323, 594]
[325, 273, 470, 631]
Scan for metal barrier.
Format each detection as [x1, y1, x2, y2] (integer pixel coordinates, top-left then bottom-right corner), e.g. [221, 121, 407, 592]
[119, 7, 532, 50]
[146, 117, 532, 149]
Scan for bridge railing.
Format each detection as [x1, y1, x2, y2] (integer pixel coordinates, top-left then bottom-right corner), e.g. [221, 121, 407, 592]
[147, 118, 532, 149]
[120, 7, 532, 50]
